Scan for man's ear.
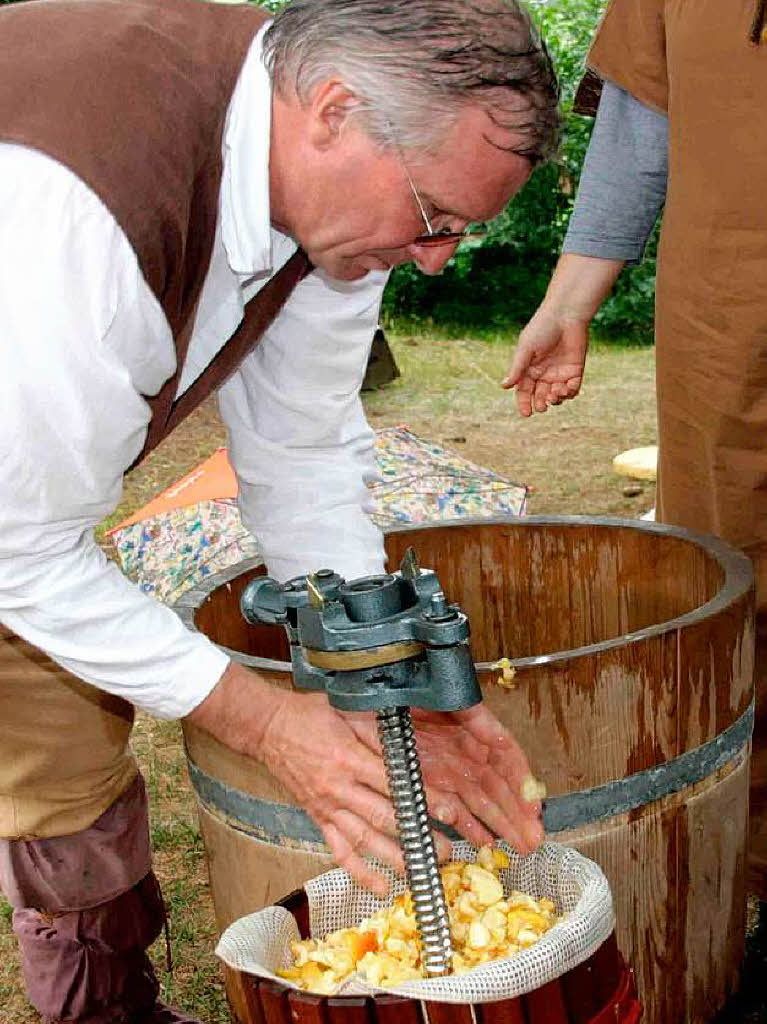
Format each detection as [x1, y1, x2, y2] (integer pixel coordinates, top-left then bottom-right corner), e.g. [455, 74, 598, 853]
[306, 79, 361, 150]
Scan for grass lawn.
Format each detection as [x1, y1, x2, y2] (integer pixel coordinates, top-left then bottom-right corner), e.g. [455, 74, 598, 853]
[0, 334, 656, 1023]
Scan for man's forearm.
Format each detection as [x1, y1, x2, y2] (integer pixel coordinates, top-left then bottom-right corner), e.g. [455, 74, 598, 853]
[184, 659, 283, 758]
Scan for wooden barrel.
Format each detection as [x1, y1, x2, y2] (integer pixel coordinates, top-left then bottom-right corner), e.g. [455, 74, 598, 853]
[174, 516, 755, 1024]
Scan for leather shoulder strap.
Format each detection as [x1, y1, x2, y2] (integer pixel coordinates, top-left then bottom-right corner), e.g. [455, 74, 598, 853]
[573, 69, 604, 118]
[133, 249, 313, 468]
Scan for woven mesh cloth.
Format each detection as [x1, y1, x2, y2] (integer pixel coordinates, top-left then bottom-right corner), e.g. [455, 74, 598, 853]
[215, 841, 614, 1004]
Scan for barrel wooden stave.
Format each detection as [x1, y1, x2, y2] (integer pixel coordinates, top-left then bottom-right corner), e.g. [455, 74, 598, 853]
[236, 925, 641, 1024]
[174, 517, 754, 1024]
[381, 522, 730, 661]
[553, 752, 748, 1022]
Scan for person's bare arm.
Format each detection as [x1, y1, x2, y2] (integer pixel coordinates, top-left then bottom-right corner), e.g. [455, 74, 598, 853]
[185, 660, 543, 894]
[503, 253, 624, 416]
[503, 81, 668, 416]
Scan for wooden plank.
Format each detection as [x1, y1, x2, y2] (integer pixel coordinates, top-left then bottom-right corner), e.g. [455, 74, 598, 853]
[677, 586, 754, 748]
[259, 980, 292, 1024]
[424, 1001, 474, 1024]
[288, 990, 329, 1024]
[225, 968, 266, 1024]
[385, 524, 486, 655]
[587, 934, 621, 1007]
[195, 565, 267, 654]
[371, 994, 422, 1024]
[682, 752, 748, 1021]
[560, 953, 605, 1024]
[475, 997, 527, 1024]
[523, 979, 568, 1024]
[327, 996, 373, 1024]
[481, 628, 679, 798]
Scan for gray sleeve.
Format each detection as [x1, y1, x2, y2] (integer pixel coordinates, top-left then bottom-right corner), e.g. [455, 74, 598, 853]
[563, 80, 668, 265]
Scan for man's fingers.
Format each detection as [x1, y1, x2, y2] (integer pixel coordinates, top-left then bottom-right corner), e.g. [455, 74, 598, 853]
[322, 822, 392, 897]
[428, 762, 540, 854]
[458, 770, 539, 853]
[445, 706, 545, 850]
[452, 705, 531, 771]
[332, 739, 391, 802]
[318, 785, 399, 843]
[432, 829, 453, 862]
[324, 808, 405, 874]
[429, 791, 496, 848]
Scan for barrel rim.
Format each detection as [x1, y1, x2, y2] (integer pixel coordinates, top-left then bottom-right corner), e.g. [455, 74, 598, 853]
[173, 515, 754, 673]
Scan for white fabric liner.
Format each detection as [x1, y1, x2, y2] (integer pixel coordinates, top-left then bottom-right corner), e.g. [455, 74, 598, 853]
[215, 841, 615, 1004]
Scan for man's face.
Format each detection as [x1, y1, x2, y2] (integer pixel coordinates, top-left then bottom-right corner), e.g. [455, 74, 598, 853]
[280, 101, 532, 282]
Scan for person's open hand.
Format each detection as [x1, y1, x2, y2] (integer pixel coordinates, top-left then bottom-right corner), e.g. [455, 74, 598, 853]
[409, 703, 543, 854]
[502, 305, 589, 416]
[258, 690, 544, 894]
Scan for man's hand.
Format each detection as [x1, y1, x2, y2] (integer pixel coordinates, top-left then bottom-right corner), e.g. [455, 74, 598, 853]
[503, 307, 589, 417]
[187, 662, 543, 895]
[410, 704, 544, 853]
[259, 691, 544, 894]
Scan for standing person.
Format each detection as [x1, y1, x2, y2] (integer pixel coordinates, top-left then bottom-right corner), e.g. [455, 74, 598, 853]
[506, 0, 767, 895]
[0, 0, 560, 1019]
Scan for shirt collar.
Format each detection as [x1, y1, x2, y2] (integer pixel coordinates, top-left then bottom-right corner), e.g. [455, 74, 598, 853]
[220, 23, 274, 276]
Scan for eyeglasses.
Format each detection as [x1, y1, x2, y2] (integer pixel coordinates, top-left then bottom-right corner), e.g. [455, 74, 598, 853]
[399, 155, 487, 249]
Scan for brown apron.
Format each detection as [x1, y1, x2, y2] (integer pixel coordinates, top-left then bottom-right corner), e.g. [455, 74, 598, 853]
[0, 626, 138, 840]
[586, 0, 767, 894]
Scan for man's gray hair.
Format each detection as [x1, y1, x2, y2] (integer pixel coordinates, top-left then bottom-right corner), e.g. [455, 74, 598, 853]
[263, 0, 560, 164]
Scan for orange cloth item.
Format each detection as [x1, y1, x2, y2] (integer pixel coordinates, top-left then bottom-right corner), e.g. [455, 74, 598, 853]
[109, 448, 237, 533]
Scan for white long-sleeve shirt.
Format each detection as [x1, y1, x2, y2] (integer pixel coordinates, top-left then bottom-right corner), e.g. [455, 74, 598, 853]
[0, 27, 387, 720]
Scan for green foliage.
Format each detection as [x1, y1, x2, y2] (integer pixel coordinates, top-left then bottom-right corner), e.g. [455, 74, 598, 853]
[382, 0, 658, 342]
[248, 0, 288, 10]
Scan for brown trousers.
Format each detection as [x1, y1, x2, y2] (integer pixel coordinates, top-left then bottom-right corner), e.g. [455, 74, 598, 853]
[1, 776, 177, 1023]
[13, 872, 165, 1023]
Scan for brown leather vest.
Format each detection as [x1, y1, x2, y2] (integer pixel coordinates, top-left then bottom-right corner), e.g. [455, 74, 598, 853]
[0, 0, 311, 463]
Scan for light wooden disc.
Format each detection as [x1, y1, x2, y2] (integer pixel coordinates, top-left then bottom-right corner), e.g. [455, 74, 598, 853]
[303, 641, 424, 671]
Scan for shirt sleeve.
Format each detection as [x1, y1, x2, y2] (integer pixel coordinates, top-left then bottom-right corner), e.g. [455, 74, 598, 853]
[563, 80, 668, 265]
[0, 144, 229, 719]
[218, 259, 388, 583]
